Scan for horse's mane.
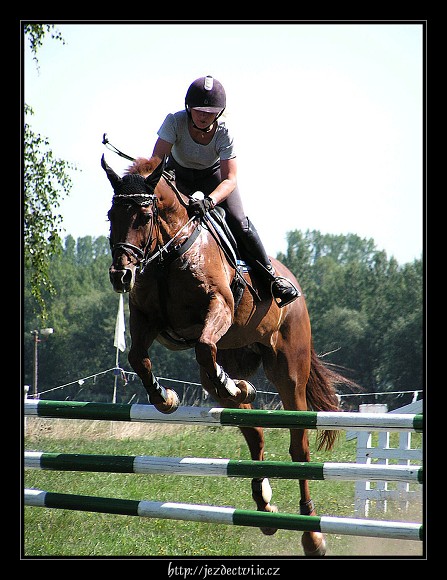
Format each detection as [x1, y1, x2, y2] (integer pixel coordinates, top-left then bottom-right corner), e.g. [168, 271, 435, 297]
[127, 156, 160, 177]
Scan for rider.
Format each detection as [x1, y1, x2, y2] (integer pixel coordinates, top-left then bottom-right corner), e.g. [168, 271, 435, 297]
[144, 75, 299, 308]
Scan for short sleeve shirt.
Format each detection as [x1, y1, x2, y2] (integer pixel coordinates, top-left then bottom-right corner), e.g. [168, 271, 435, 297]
[157, 110, 236, 170]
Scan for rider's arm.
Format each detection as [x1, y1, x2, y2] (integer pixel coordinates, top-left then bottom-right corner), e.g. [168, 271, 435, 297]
[152, 137, 173, 162]
[208, 157, 237, 206]
[127, 138, 173, 176]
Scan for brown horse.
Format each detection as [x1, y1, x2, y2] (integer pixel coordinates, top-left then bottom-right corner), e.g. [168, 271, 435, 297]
[102, 154, 349, 557]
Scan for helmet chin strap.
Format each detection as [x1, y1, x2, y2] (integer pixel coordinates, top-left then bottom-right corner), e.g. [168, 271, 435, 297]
[192, 119, 214, 133]
[186, 107, 224, 132]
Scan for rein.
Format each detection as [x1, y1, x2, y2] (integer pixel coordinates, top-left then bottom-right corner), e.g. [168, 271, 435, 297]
[103, 133, 188, 206]
[103, 133, 136, 162]
[104, 134, 198, 269]
[140, 216, 200, 273]
[111, 190, 200, 272]
[104, 135, 253, 293]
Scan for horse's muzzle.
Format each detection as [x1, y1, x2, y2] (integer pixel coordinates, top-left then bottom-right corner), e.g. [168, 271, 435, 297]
[109, 265, 136, 293]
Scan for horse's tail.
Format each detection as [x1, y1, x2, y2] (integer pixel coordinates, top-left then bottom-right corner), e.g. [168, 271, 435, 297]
[306, 343, 357, 452]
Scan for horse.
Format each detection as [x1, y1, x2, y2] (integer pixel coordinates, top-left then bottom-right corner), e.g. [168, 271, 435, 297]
[102, 153, 351, 557]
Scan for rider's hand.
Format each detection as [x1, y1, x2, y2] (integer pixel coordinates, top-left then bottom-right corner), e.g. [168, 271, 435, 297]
[188, 192, 215, 217]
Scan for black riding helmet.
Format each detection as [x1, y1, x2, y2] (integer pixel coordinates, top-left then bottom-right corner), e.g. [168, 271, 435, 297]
[185, 76, 226, 131]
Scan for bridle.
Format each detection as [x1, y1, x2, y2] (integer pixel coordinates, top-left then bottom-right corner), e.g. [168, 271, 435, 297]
[104, 135, 257, 303]
[110, 192, 158, 266]
[104, 133, 201, 274]
[110, 185, 200, 274]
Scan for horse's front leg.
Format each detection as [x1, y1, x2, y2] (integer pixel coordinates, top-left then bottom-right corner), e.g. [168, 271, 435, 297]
[129, 350, 180, 413]
[195, 297, 255, 404]
[128, 312, 179, 414]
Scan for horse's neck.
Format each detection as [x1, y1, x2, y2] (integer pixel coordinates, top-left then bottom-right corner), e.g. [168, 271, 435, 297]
[156, 180, 189, 240]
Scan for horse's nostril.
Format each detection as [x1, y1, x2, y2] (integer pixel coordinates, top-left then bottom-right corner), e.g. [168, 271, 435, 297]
[109, 266, 136, 292]
[121, 269, 133, 285]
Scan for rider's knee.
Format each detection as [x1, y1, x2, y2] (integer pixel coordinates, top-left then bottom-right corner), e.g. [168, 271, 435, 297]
[232, 216, 250, 236]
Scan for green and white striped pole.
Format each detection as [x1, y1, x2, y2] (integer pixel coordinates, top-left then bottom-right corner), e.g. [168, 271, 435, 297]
[24, 489, 423, 541]
[24, 451, 423, 483]
[24, 400, 423, 432]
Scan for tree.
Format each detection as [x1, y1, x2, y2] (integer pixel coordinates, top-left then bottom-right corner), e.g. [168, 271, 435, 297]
[23, 235, 200, 402]
[278, 230, 423, 396]
[315, 305, 371, 386]
[24, 24, 77, 321]
[23, 23, 64, 69]
[23, 231, 423, 405]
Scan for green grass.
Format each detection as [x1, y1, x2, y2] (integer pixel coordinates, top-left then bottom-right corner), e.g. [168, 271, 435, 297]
[23, 419, 423, 558]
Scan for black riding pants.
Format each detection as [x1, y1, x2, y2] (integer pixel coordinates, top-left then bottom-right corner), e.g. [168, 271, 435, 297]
[165, 155, 249, 236]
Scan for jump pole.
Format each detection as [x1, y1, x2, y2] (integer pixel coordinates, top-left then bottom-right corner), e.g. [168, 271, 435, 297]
[24, 489, 423, 541]
[24, 400, 423, 432]
[24, 451, 423, 483]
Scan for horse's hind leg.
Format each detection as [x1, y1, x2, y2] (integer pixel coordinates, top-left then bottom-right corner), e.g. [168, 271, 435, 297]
[203, 385, 279, 534]
[262, 345, 327, 556]
[239, 425, 279, 536]
[288, 428, 327, 557]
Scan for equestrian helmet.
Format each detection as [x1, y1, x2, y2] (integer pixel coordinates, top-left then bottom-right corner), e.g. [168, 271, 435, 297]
[185, 76, 226, 114]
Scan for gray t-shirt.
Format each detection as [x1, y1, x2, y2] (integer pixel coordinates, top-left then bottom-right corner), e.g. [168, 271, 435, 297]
[157, 110, 236, 170]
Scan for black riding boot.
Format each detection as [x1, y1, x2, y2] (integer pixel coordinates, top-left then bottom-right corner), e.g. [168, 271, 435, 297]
[236, 219, 300, 308]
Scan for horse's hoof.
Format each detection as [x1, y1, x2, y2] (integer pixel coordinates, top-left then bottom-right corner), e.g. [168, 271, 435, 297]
[259, 504, 279, 536]
[236, 380, 257, 404]
[301, 532, 327, 557]
[153, 389, 180, 414]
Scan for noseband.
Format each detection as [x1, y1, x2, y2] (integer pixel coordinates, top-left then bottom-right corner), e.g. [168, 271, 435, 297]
[112, 241, 146, 263]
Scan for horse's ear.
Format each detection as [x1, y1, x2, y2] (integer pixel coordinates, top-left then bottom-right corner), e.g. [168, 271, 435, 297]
[145, 155, 166, 190]
[101, 154, 122, 189]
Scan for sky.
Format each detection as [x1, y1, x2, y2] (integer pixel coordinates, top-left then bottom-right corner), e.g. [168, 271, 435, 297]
[23, 21, 424, 265]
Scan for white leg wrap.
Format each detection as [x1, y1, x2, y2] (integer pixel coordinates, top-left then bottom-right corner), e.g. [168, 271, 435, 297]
[261, 478, 273, 504]
[215, 363, 240, 398]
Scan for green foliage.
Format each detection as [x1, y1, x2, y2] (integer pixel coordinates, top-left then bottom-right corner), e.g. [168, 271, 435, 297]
[316, 306, 369, 370]
[377, 309, 423, 391]
[278, 230, 423, 400]
[23, 23, 64, 68]
[23, 230, 423, 407]
[24, 105, 78, 319]
[24, 25, 76, 321]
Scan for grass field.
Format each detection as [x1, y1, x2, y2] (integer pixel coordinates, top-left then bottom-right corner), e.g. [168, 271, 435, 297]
[23, 417, 423, 559]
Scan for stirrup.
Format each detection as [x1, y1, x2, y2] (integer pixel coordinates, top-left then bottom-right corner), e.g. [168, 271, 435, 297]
[271, 276, 301, 308]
